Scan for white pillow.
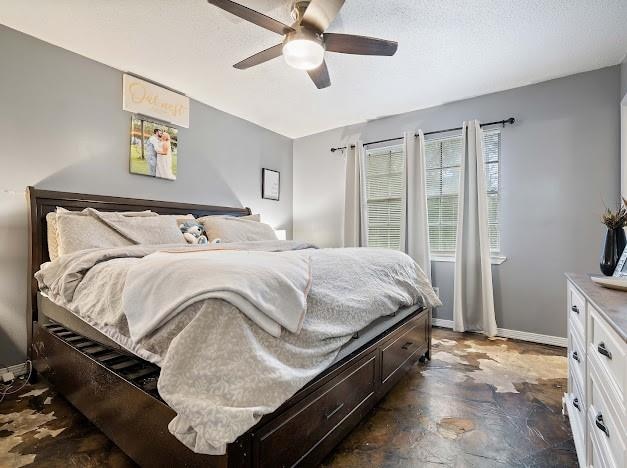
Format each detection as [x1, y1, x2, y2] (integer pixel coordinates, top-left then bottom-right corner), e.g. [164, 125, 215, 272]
[198, 216, 277, 243]
[46, 211, 61, 260]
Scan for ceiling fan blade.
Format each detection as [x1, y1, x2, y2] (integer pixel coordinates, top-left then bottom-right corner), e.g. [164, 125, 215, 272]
[208, 0, 294, 35]
[233, 43, 284, 69]
[307, 61, 331, 89]
[301, 0, 345, 33]
[324, 33, 398, 56]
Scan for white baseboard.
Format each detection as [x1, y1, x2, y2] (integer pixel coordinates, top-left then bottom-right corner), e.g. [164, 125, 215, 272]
[432, 318, 567, 347]
[0, 362, 29, 378]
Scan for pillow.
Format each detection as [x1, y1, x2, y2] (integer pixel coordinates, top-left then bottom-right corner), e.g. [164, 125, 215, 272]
[85, 209, 187, 245]
[208, 213, 261, 222]
[46, 212, 60, 260]
[237, 213, 261, 222]
[56, 209, 187, 256]
[198, 216, 278, 243]
[47, 207, 157, 260]
[56, 211, 134, 255]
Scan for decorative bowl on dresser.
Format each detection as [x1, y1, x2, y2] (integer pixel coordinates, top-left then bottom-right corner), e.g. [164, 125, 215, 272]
[565, 274, 627, 468]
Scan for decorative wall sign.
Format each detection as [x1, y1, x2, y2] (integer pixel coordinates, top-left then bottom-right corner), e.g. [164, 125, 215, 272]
[123, 74, 190, 128]
[130, 117, 178, 180]
[262, 168, 280, 201]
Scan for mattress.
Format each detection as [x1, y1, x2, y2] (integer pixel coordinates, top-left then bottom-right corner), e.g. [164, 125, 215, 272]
[37, 292, 421, 364]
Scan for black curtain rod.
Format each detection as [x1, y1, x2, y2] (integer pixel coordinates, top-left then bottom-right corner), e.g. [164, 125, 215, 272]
[330, 117, 516, 152]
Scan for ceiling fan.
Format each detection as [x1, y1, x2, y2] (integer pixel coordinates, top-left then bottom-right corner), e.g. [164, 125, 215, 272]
[207, 0, 398, 89]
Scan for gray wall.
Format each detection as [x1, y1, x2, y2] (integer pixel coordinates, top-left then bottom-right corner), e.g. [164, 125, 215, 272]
[0, 25, 293, 366]
[621, 55, 627, 100]
[293, 66, 621, 339]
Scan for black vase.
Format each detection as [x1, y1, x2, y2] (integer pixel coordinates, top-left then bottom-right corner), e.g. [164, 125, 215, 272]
[600, 227, 626, 276]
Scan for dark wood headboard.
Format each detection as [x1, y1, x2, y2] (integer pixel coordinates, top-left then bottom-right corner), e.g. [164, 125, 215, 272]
[26, 186, 251, 356]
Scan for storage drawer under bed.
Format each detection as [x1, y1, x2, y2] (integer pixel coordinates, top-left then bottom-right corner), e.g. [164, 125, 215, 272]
[381, 311, 428, 385]
[252, 353, 377, 468]
[251, 309, 430, 467]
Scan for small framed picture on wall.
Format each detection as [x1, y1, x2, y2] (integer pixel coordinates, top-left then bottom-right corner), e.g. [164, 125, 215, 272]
[262, 168, 280, 201]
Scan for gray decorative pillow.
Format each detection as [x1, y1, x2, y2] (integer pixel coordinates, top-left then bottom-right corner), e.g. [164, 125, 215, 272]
[55, 208, 187, 256]
[86, 209, 186, 245]
[49, 207, 157, 259]
[207, 213, 261, 222]
[56, 211, 134, 256]
[198, 216, 277, 243]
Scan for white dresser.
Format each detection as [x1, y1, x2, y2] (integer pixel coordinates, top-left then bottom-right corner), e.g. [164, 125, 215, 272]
[565, 274, 627, 468]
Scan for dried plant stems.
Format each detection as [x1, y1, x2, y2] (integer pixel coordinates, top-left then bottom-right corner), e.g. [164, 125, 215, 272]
[601, 201, 627, 229]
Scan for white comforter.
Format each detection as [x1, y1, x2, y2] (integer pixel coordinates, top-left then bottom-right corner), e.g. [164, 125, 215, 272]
[35, 241, 440, 455]
[124, 247, 312, 341]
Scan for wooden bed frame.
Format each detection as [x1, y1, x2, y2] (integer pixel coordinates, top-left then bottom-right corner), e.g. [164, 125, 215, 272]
[27, 187, 432, 468]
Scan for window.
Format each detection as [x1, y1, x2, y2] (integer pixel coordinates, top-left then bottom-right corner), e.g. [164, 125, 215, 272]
[365, 145, 404, 249]
[363, 131, 502, 256]
[425, 130, 501, 256]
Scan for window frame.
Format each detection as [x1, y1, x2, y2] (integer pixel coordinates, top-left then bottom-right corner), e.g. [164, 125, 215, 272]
[364, 143, 405, 250]
[361, 131, 506, 263]
[425, 129, 503, 260]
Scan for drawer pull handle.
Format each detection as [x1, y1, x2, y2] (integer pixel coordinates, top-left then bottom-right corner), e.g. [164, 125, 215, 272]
[401, 341, 414, 350]
[571, 305, 580, 314]
[597, 342, 612, 360]
[595, 414, 609, 438]
[325, 402, 345, 420]
[572, 398, 580, 411]
[571, 351, 580, 362]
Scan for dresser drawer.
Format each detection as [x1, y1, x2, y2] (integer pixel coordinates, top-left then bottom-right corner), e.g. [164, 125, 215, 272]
[569, 327, 586, 393]
[569, 311, 585, 351]
[588, 306, 626, 411]
[588, 365, 626, 468]
[253, 353, 376, 467]
[567, 282, 586, 337]
[381, 312, 428, 384]
[590, 424, 610, 468]
[566, 369, 586, 466]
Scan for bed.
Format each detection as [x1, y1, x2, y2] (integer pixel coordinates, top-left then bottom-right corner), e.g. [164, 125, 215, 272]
[27, 187, 434, 467]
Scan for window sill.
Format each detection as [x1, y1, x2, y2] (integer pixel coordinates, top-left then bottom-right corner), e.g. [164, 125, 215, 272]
[431, 255, 507, 265]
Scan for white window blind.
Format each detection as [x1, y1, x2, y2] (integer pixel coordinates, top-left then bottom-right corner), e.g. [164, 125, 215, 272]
[365, 145, 404, 249]
[425, 130, 501, 256]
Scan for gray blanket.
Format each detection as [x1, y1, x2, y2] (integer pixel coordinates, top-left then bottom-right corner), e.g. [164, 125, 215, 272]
[36, 241, 440, 455]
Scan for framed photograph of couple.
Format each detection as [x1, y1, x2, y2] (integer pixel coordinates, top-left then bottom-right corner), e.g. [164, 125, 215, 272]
[130, 116, 178, 180]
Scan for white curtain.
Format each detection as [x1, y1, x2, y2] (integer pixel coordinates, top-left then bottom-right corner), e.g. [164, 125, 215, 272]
[403, 130, 431, 280]
[453, 121, 497, 337]
[343, 141, 368, 247]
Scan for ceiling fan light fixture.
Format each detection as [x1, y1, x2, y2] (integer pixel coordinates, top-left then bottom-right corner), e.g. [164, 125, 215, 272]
[282, 36, 324, 70]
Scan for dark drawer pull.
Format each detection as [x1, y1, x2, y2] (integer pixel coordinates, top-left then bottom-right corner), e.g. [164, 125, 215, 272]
[401, 341, 413, 350]
[571, 305, 580, 314]
[597, 342, 612, 360]
[325, 402, 345, 420]
[572, 397, 580, 411]
[572, 351, 580, 362]
[595, 414, 609, 438]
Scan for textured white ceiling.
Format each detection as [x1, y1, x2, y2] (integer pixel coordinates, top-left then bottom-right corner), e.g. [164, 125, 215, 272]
[1, 0, 626, 138]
